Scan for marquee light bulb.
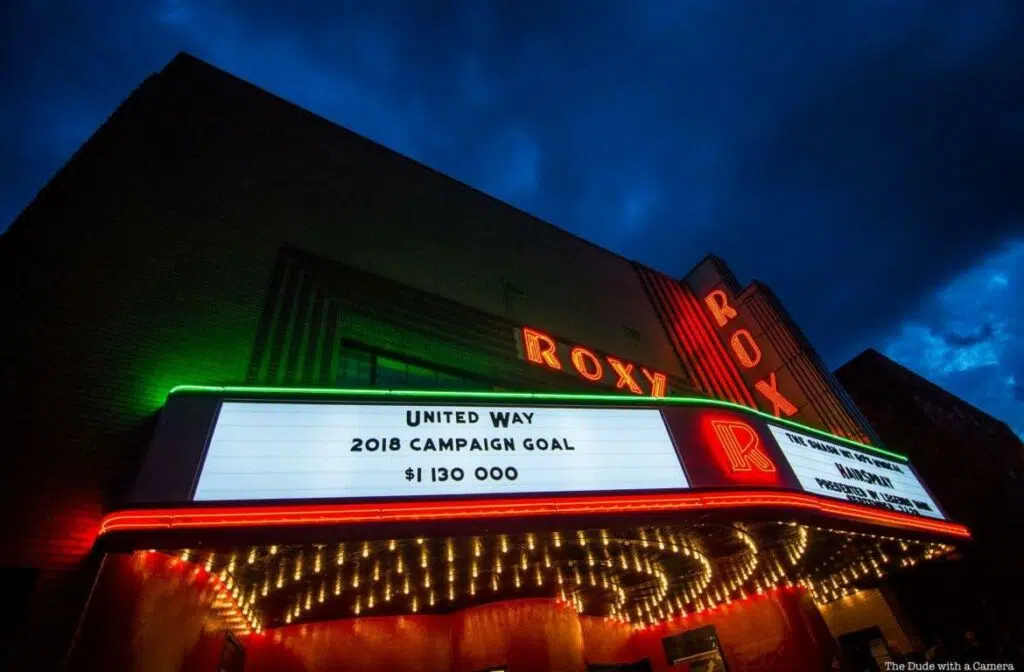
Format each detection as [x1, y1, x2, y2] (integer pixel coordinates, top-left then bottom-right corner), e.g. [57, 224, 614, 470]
[553, 532, 562, 548]
[247, 547, 257, 565]
[336, 543, 345, 565]
[389, 540, 396, 551]
[447, 539, 454, 563]
[500, 535, 509, 554]
[294, 553, 304, 581]
[527, 533, 536, 550]
[314, 550, 323, 574]
[362, 542, 370, 558]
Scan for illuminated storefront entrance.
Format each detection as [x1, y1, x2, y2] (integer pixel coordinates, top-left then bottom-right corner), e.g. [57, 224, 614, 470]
[69, 387, 969, 672]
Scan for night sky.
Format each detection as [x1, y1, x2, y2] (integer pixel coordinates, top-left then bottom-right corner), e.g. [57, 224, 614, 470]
[2, 1, 1022, 436]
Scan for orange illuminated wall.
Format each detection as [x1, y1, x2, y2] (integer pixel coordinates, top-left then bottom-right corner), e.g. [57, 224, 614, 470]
[636, 257, 878, 444]
[68, 553, 842, 672]
[246, 588, 837, 672]
[63, 553, 232, 672]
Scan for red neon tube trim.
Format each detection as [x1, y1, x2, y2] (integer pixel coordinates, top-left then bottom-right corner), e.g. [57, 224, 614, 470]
[99, 491, 971, 540]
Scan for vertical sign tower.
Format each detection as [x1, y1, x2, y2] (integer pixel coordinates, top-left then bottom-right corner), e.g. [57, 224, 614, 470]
[636, 256, 878, 445]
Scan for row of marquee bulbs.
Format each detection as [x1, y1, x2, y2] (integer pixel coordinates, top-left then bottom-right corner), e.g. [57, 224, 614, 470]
[803, 540, 953, 605]
[152, 555, 266, 635]
[623, 533, 952, 630]
[273, 537, 714, 625]
[263, 525, 810, 626]
[176, 522, 820, 630]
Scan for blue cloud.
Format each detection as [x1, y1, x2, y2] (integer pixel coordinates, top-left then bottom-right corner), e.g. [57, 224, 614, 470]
[2, 0, 1022, 432]
[882, 240, 1023, 436]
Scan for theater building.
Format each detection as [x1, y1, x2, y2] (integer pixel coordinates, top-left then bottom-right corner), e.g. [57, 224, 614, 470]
[0, 53, 970, 671]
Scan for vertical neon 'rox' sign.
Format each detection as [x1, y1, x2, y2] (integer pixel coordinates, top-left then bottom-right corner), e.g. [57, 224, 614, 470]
[703, 290, 797, 418]
[515, 327, 668, 398]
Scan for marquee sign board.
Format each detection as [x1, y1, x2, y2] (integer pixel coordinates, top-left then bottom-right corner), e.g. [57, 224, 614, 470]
[193, 403, 689, 501]
[767, 426, 943, 519]
[130, 390, 948, 525]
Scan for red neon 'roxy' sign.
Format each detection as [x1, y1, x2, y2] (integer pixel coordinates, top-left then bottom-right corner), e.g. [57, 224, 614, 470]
[703, 291, 797, 418]
[518, 327, 668, 398]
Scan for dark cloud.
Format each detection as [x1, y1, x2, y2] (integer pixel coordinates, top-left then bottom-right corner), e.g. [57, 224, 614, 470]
[934, 323, 994, 349]
[882, 240, 1022, 436]
[1, 0, 1022, 430]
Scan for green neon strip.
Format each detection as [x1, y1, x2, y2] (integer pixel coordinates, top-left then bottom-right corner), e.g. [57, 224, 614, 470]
[167, 384, 909, 462]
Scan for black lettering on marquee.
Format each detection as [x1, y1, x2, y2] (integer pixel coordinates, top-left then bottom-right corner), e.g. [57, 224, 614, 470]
[406, 410, 482, 427]
[489, 411, 535, 428]
[835, 463, 894, 489]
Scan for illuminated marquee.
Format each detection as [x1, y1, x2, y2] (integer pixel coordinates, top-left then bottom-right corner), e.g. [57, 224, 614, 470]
[114, 387, 966, 540]
[515, 326, 668, 398]
[703, 291, 797, 418]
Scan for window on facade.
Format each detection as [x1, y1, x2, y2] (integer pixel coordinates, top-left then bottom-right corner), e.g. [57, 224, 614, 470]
[337, 346, 373, 387]
[336, 345, 490, 391]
